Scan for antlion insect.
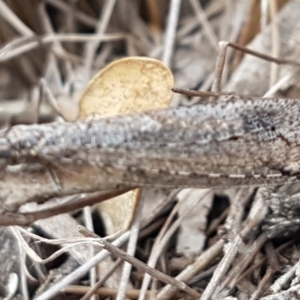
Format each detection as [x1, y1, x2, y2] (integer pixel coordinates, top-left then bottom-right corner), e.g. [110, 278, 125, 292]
[1, 41, 300, 224]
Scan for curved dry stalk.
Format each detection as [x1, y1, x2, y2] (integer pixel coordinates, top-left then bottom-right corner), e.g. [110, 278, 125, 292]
[78, 226, 200, 299]
[116, 189, 144, 300]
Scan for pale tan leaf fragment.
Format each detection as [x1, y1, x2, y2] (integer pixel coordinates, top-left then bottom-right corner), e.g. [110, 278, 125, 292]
[78, 57, 174, 234]
[79, 56, 173, 118]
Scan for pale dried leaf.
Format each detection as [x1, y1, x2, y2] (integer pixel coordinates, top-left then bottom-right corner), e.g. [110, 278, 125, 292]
[78, 57, 173, 234]
[98, 190, 138, 235]
[79, 57, 173, 118]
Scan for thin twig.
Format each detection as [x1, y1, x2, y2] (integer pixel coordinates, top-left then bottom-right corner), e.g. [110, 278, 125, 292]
[79, 226, 201, 299]
[116, 189, 144, 300]
[80, 258, 122, 300]
[162, 0, 181, 67]
[0, 0, 34, 35]
[83, 0, 116, 73]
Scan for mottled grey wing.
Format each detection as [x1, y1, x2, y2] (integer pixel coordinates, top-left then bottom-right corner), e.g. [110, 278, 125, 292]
[2, 97, 300, 188]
